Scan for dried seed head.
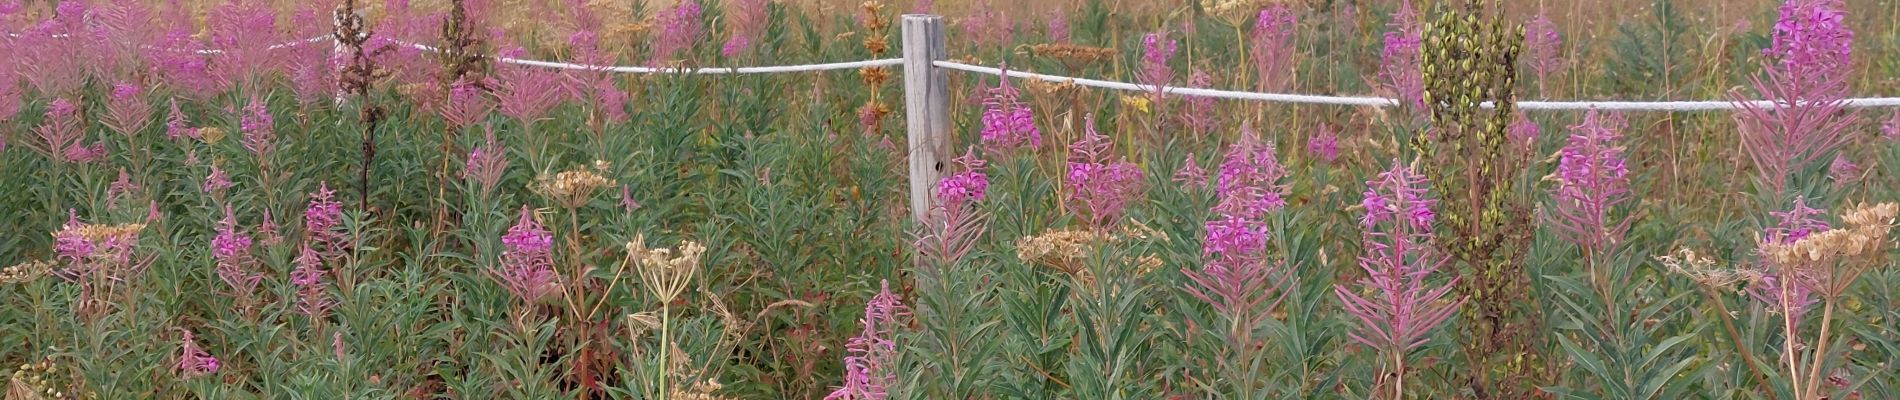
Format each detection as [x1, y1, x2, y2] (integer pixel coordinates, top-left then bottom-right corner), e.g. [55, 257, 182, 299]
[1658, 248, 1757, 291]
[532, 165, 616, 209]
[1, 260, 56, 284]
[628, 235, 706, 304]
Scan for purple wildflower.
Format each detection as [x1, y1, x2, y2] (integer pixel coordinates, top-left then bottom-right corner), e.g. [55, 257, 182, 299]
[824, 280, 909, 400]
[54, 210, 96, 264]
[292, 245, 334, 319]
[1181, 70, 1216, 136]
[1184, 126, 1295, 327]
[1828, 154, 1860, 184]
[176, 329, 221, 379]
[259, 210, 283, 247]
[1251, 5, 1298, 93]
[722, 0, 768, 58]
[240, 95, 274, 159]
[207, 0, 282, 87]
[960, 0, 1011, 49]
[1137, 32, 1177, 101]
[495, 206, 558, 304]
[1377, 0, 1424, 113]
[212, 205, 262, 299]
[1544, 110, 1632, 254]
[979, 67, 1042, 151]
[1752, 198, 1828, 321]
[1734, 0, 1858, 196]
[1309, 124, 1340, 163]
[1882, 110, 1898, 141]
[1173, 153, 1208, 190]
[108, 168, 141, 206]
[165, 99, 197, 141]
[441, 78, 495, 129]
[283, 6, 336, 104]
[1508, 112, 1540, 152]
[936, 148, 990, 208]
[34, 98, 86, 164]
[1214, 125, 1290, 217]
[464, 126, 510, 197]
[495, 47, 568, 123]
[1065, 115, 1145, 228]
[650, 0, 703, 66]
[1334, 162, 1462, 375]
[1047, 13, 1069, 43]
[1524, 11, 1563, 94]
[619, 184, 641, 212]
[104, 83, 152, 138]
[306, 181, 345, 255]
[204, 163, 234, 196]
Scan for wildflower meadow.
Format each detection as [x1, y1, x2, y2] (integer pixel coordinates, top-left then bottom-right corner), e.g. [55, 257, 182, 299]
[3, 0, 1900, 398]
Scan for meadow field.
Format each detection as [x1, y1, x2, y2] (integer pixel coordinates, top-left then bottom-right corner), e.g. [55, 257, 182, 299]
[2, 0, 1900, 398]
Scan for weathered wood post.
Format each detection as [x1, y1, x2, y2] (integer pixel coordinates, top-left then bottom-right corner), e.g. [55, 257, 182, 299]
[901, 14, 951, 223]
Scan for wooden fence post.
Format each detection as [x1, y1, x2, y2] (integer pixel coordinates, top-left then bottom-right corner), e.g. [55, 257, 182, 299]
[901, 14, 951, 224]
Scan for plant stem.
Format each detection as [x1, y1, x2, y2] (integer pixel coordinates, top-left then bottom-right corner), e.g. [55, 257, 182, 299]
[1802, 299, 1836, 400]
[1392, 351, 1405, 400]
[1704, 288, 1780, 400]
[1779, 282, 1803, 400]
[658, 303, 671, 400]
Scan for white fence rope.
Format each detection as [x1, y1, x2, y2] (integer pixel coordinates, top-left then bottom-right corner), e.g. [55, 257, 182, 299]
[933, 60, 1900, 111]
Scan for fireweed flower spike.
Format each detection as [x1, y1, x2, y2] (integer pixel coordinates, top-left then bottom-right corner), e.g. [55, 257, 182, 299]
[1173, 153, 1208, 190]
[1181, 70, 1215, 136]
[1065, 115, 1145, 228]
[1377, 0, 1424, 113]
[1523, 10, 1563, 95]
[495, 206, 558, 305]
[650, 0, 703, 66]
[1137, 31, 1177, 102]
[936, 148, 990, 208]
[723, 0, 768, 58]
[175, 329, 221, 379]
[464, 126, 510, 197]
[495, 47, 568, 124]
[104, 83, 152, 138]
[240, 95, 275, 159]
[979, 66, 1042, 151]
[1751, 198, 1827, 321]
[1334, 161, 1461, 398]
[34, 98, 88, 164]
[824, 280, 909, 400]
[1734, 0, 1858, 196]
[165, 99, 197, 141]
[441, 78, 495, 130]
[1309, 124, 1340, 164]
[1184, 124, 1291, 340]
[305, 182, 345, 256]
[212, 205, 262, 301]
[204, 163, 234, 197]
[291, 244, 334, 319]
[1250, 5, 1297, 93]
[1883, 110, 1900, 141]
[1543, 110, 1632, 256]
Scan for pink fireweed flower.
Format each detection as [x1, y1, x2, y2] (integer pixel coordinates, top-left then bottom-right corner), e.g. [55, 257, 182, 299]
[258, 210, 283, 247]
[108, 168, 141, 206]
[1047, 13, 1070, 43]
[207, 0, 282, 87]
[936, 148, 990, 208]
[54, 210, 97, 264]
[464, 126, 510, 196]
[1066, 115, 1145, 228]
[1137, 32, 1177, 101]
[164, 99, 197, 141]
[1308, 124, 1339, 163]
[979, 67, 1042, 151]
[34, 98, 87, 164]
[824, 280, 909, 400]
[1180, 70, 1216, 136]
[1733, 0, 1858, 196]
[1334, 161, 1462, 356]
[1751, 198, 1828, 321]
[104, 83, 152, 138]
[441, 78, 495, 129]
[1828, 154, 1860, 184]
[0, 66, 19, 124]
[1251, 5, 1297, 93]
[1882, 110, 1899, 141]
[1377, 0, 1424, 113]
[1173, 153, 1208, 190]
[203, 163, 234, 196]
[1214, 125, 1290, 217]
[175, 329, 221, 379]
[960, 0, 1011, 49]
[722, 0, 768, 58]
[147, 30, 223, 99]
[1544, 110, 1632, 254]
[305, 181, 345, 256]
[212, 205, 262, 298]
[1524, 10, 1563, 94]
[240, 95, 275, 159]
[650, 0, 703, 66]
[291, 245, 334, 319]
[494, 47, 568, 123]
[283, 7, 336, 104]
[495, 206, 558, 304]
[1508, 112, 1540, 152]
[619, 184, 641, 212]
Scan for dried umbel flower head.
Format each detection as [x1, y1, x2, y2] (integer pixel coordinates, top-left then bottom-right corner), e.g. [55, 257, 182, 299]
[8, 357, 75, 400]
[1027, 43, 1117, 66]
[1, 260, 55, 284]
[532, 163, 616, 209]
[1015, 228, 1110, 275]
[1841, 202, 1899, 230]
[628, 234, 706, 304]
[1658, 248, 1758, 291]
